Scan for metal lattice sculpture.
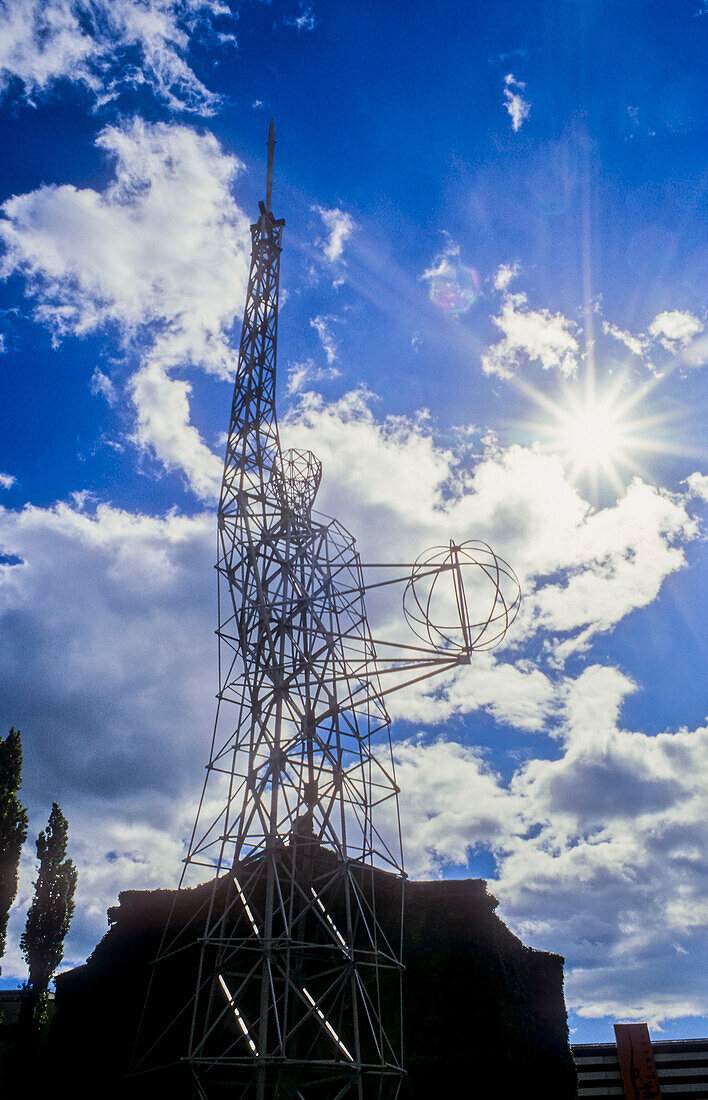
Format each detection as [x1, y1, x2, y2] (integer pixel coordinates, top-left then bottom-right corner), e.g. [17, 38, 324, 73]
[135, 123, 519, 1100]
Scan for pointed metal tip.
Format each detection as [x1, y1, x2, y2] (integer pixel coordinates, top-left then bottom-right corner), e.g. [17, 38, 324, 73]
[265, 120, 276, 212]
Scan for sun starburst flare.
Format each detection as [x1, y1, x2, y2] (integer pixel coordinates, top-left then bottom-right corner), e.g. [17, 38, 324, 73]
[512, 373, 694, 498]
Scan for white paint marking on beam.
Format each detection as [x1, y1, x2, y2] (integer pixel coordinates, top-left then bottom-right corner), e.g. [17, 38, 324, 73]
[218, 973, 258, 1055]
[310, 886, 348, 953]
[234, 876, 260, 936]
[302, 986, 354, 1062]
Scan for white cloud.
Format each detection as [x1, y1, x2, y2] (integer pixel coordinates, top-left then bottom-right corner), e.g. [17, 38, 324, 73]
[686, 471, 708, 501]
[0, 118, 250, 371]
[310, 315, 339, 364]
[89, 366, 117, 406]
[0, 471, 15, 489]
[482, 288, 580, 378]
[286, 357, 341, 395]
[390, 653, 557, 732]
[314, 205, 356, 264]
[525, 477, 695, 660]
[602, 320, 646, 357]
[0, 0, 234, 114]
[0, 118, 251, 498]
[421, 238, 460, 283]
[3, 811, 190, 977]
[493, 262, 519, 292]
[128, 360, 222, 499]
[648, 309, 704, 351]
[1, 397, 693, 785]
[393, 738, 518, 877]
[503, 72, 530, 132]
[285, 4, 316, 31]
[680, 331, 708, 370]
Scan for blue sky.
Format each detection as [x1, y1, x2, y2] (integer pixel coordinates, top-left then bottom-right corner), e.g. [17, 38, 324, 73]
[0, 0, 706, 1045]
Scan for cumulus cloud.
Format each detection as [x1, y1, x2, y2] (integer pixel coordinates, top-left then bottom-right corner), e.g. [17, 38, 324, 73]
[0, 119, 250, 371]
[525, 477, 695, 660]
[390, 653, 557, 732]
[0, 118, 251, 498]
[383, 666, 708, 1025]
[4, 809, 190, 976]
[393, 738, 517, 877]
[310, 315, 339, 364]
[503, 72, 530, 132]
[686, 471, 708, 501]
[314, 205, 356, 264]
[482, 274, 580, 377]
[648, 309, 704, 351]
[0, 471, 15, 489]
[0, 498, 216, 964]
[286, 357, 341, 395]
[493, 262, 519, 292]
[0, 0, 234, 113]
[0, 500, 214, 800]
[499, 667, 708, 1025]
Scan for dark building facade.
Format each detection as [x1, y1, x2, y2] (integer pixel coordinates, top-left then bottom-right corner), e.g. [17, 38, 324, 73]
[48, 871, 577, 1098]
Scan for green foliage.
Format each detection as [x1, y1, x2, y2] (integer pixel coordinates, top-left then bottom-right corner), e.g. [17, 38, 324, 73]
[0, 728, 29, 971]
[20, 802, 78, 996]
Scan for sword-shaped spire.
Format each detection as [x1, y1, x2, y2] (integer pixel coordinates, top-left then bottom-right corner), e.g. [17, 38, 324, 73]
[266, 118, 275, 213]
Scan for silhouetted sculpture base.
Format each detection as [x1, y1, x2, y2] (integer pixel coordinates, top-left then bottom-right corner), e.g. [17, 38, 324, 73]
[48, 868, 577, 1098]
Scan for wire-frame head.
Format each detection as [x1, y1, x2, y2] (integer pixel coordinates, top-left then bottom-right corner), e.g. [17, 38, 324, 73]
[277, 447, 323, 517]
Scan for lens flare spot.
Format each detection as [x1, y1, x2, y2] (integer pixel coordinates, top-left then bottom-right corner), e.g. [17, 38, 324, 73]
[428, 263, 480, 316]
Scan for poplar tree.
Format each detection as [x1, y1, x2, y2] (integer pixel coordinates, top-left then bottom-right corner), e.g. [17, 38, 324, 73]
[20, 802, 78, 1021]
[0, 727, 28, 971]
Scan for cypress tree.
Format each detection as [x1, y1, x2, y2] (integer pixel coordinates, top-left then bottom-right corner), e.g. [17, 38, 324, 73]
[0, 727, 28, 972]
[20, 802, 78, 1023]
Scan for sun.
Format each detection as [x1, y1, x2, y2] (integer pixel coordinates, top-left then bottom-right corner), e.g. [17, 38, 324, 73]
[514, 373, 681, 497]
[549, 389, 637, 480]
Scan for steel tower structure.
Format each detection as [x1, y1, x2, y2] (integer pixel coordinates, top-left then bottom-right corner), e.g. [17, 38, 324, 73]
[136, 123, 519, 1100]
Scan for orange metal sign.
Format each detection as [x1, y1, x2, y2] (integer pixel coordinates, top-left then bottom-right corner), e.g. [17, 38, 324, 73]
[615, 1023, 662, 1099]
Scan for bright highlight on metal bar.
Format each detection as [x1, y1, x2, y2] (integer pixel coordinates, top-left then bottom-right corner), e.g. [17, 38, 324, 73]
[234, 876, 260, 935]
[310, 887, 348, 953]
[302, 986, 354, 1062]
[218, 973, 258, 1055]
